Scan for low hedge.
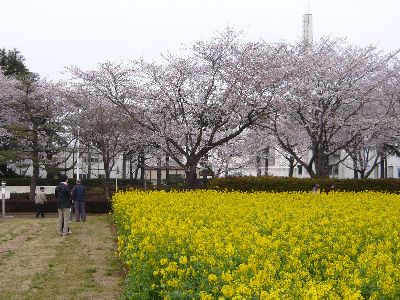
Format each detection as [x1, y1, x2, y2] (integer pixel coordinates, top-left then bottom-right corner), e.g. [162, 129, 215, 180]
[5, 193, 111, 213]
[4, 175, 400, 194]
[0, 177, 149, 188]
[78, 178, 148, 187]
[207, 176, 400, 193]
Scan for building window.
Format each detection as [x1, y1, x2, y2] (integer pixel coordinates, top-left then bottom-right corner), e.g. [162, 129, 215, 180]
[398, 168, 400, 178]
[169, 174, 184, 184]
[298, 165, 303, 175]
[329, 165, 339, 176]
[268, 149, 276, 166]
[374, 166, 379, 179]
[388, 166, 394, 178]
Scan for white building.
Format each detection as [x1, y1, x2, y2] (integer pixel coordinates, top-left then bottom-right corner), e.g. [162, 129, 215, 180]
[12, 150, 191, 186]
[231, 149, 400, 179]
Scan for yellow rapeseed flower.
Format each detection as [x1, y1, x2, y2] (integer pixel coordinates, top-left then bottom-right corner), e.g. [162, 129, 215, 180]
[112, 190, 400, 299]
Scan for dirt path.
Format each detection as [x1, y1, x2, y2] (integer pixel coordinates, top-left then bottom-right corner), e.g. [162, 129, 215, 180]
[0, 222, 40, 257]
[0, 214, 123, 300]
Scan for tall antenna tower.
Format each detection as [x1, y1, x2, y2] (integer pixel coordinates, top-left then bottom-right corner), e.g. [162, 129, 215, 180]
[302, 13, 313, 45]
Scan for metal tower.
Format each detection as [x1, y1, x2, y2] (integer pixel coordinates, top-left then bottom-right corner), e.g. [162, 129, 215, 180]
[303, 13, 313, 45]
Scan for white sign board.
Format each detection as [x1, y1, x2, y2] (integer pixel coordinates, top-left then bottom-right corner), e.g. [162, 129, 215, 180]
[1, 189, 10, 199]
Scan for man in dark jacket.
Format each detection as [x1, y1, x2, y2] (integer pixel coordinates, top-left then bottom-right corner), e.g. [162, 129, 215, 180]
[72, 179, 87, 222]
[55, 174, 71, 236]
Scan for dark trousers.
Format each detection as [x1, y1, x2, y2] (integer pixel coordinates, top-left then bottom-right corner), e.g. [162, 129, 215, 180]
[36, 203, 45, 218]
[74, 201, 86, 221]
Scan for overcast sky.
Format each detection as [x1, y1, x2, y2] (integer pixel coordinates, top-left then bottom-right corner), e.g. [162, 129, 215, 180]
[1, 0, 399, 80]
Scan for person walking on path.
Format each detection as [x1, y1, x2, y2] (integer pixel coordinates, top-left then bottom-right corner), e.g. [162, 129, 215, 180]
[34, 186, 47, 218]
[72, 179, 87, 222]
[55, 174, 71, 236]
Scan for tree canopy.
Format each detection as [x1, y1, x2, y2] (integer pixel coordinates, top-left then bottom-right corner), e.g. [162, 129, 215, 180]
[1, 31, 400, 186]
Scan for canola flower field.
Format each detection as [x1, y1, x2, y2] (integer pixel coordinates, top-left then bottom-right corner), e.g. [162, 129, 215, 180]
[112, 190, 400, 299]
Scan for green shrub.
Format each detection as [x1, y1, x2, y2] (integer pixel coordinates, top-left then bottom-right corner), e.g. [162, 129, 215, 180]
[207, 176, 400, 193]
[0, 177, 149, 187]
[80, 178, 146, 187]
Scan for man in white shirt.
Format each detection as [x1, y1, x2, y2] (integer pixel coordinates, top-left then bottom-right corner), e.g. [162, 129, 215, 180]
[35, 187, 47, 218]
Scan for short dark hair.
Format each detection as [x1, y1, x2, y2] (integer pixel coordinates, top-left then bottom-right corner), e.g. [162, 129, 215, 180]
[59, 174, 68, 182]
[40, 186, 45, 190]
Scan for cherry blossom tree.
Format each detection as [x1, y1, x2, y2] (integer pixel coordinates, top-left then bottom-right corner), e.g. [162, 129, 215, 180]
[6, 75, 72, 200]
[342, 82, 399, 178]
[205, 127, 276, 177]
[110, 29, 289, 187]
[205, 136, 253, 178]
[264, 38, 400, 178]
[40, 83, 76, 182]
[0, 48, 32, 175]
[66, 63, 151, 197]
[0, 71, 18, 149]
[339, 53, 400, 178]
[381, 62, 400, 157]
[204, 127, 301, 178]
[66, 92, 130, 199]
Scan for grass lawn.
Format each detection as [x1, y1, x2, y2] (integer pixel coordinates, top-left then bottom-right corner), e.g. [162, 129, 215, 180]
[0, 214, 124, 300]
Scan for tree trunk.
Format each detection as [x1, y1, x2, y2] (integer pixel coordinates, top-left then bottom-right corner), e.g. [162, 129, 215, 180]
[165, 154, 170, 185]
[87, 150, 92, 179]
[384, 158, 387, 178]
[122, 152, 127, 180]
[139, 151, 145, 183]
[352, 157, 359, 179]
[185, 161, 198, 189]
[30, 162, 40, 202]
[256, 156, 261, 176]
[288, 156, 295, 177]
[129, 156, 135, 180]
[380, 157, 386, 178]
[264, 147, 269, 176]
[102, 178, 110, 201]
[314, 153, 330, 178]
[156, 156, 162, 187]
[29, 128, 39, 202]
[103, 156, 111, 200]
